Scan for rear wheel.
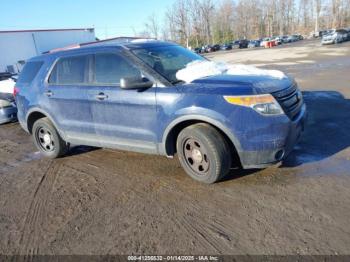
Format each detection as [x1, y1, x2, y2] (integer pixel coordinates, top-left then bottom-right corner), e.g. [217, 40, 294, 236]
[32, 117, 68, 158]
[176, 123, 232, 184]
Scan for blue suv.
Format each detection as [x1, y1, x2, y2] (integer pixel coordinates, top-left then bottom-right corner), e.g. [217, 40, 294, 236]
[15, 41, 306, 183]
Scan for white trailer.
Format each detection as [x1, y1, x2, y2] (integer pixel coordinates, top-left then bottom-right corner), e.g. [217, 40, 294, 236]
[0, 28, 96, 73]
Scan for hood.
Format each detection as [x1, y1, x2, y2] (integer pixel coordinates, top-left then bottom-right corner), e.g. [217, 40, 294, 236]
[178, 74, 294, 96]
[323, 34, 336, 40]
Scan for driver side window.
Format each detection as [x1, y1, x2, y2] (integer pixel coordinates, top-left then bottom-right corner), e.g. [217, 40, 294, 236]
[94, 53, 141, 85]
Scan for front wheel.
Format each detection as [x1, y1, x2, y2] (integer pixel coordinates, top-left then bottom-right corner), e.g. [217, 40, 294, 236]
[176, 123, 232, 184]
[32, 117, 68, 158]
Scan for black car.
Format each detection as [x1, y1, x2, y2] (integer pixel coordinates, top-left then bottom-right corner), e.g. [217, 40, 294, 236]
[212, 44, 221, 51]
[194, 47, 202, 54]
[239, 39, 249, 49]
[0, 72, 13, 81]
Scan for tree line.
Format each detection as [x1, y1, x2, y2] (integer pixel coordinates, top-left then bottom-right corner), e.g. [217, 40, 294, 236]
[141, 0, 350, 46]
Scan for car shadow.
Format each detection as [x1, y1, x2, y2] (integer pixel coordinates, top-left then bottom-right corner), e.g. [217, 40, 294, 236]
[281, 90, 350, 167]
[64, 145, 99, 157]
[220, 168, 260, 182]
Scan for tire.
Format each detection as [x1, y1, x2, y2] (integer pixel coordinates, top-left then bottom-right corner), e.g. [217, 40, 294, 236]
[32, 117, 68, 158]
[176, 123, 232, 184]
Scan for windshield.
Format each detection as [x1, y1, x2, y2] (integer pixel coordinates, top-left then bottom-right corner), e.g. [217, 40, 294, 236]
[131, 45, 205, 84]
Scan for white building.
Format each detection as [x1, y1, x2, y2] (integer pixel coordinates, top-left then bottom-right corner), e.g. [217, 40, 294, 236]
[0, 28, 96, 73]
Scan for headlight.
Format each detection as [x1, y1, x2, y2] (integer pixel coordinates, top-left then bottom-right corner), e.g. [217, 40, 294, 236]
[223, 94, 284, 115]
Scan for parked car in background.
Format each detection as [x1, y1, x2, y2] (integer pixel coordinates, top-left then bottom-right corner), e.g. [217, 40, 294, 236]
[15, 41, 306, 184]
[346, 29, 350, 41]
[220, 44, 232, 50]
[322, 33, 337, 45]
[260, 38, 271, 47]
[248, 40, 261, 48]
[287, 35, 298, 42]
[281, 36, 289, 43]
[0, 77, 17, 124]
[0, 72, 14, 81]
[212, 44, 221, 51]
[232, 40, 240, 49]
[313, 30, 328, 38]
[204, 45, 219, 52]
[296, 34, 304, 40]
[202, 45, 212, 52]
[239, 39, 249, 48]
[345, 29, 350, 41]
[273, 37, 282, 45]
[194, 47, 202, 54]
[321, 29, 348, 45]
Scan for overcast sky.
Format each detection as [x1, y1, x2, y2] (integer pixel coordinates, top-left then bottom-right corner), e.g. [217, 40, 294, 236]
[0, 0, 173, 39]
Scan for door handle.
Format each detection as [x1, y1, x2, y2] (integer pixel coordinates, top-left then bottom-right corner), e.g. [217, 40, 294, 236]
[44, 90, 53, 97]
[95, 92, 108, 100]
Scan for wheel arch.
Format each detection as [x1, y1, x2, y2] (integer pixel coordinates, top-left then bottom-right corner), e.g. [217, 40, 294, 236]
[26, 108, 66, 139]
[161, 115, 242, 166]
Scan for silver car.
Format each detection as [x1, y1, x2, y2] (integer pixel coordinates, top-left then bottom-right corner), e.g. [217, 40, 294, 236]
[0, 78, 17, 124]
[0, 95, 17, 124]
[322, 29, 347, 45]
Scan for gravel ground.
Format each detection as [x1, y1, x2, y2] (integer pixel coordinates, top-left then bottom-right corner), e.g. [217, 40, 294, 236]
[0, 39, 350, 255]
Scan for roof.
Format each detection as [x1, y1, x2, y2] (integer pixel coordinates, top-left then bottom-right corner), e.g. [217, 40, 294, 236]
[50, 40, 176, 53]
[80, 36, 144, 46]
[0, 28, 94, 34]
[30, 40, 177, 61]
[45, 37, 157, 53]
[123, 40, 177, 49]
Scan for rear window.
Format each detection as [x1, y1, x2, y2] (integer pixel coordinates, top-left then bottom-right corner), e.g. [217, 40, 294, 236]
[17, 61, 43, 85]
[49, 55, 90, 85]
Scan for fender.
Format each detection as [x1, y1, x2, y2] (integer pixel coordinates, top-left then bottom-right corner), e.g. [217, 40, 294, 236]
[25, 107, 67, 140]
[160, 114, 243, 156]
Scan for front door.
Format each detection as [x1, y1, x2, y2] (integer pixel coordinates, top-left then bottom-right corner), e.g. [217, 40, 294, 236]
[86, 52, 158, 153]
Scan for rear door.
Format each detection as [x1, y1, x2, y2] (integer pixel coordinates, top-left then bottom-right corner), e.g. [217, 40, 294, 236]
[45, 53, 95, 137]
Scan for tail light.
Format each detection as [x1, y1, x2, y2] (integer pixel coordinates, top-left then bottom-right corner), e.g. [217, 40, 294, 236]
[13, 87, 19, 97]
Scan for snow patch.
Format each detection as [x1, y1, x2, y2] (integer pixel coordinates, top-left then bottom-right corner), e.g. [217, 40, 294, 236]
[176, 60, 287, 83]
[0, 78, 15, 94]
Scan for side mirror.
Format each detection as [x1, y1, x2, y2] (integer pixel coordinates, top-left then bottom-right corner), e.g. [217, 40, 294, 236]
[120, 76, 153, 90]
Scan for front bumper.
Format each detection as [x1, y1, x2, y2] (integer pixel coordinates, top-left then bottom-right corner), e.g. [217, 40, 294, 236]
[322, 39, 335, 45]
[0, 105, 17, 124]
[239, 104, 307, 169]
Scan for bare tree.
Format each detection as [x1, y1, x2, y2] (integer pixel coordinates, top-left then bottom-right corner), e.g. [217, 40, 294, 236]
[144, 14, 160, 39]
[199, 0, 215, 43]
[314, 0, 322, 32]
[165, 0, 191, 46]
[159, 0, 350, 46]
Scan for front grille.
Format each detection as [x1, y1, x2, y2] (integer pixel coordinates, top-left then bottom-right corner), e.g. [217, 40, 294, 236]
[271, 83, 303, 120]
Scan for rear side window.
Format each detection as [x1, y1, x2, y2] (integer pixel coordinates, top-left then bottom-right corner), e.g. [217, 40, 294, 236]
[49, 55, 90, 84]
[17, 61, 43, 85]
[94, 53, 141, 85]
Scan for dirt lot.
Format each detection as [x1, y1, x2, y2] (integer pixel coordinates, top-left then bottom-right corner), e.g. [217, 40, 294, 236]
[1, 39, 350, 255]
